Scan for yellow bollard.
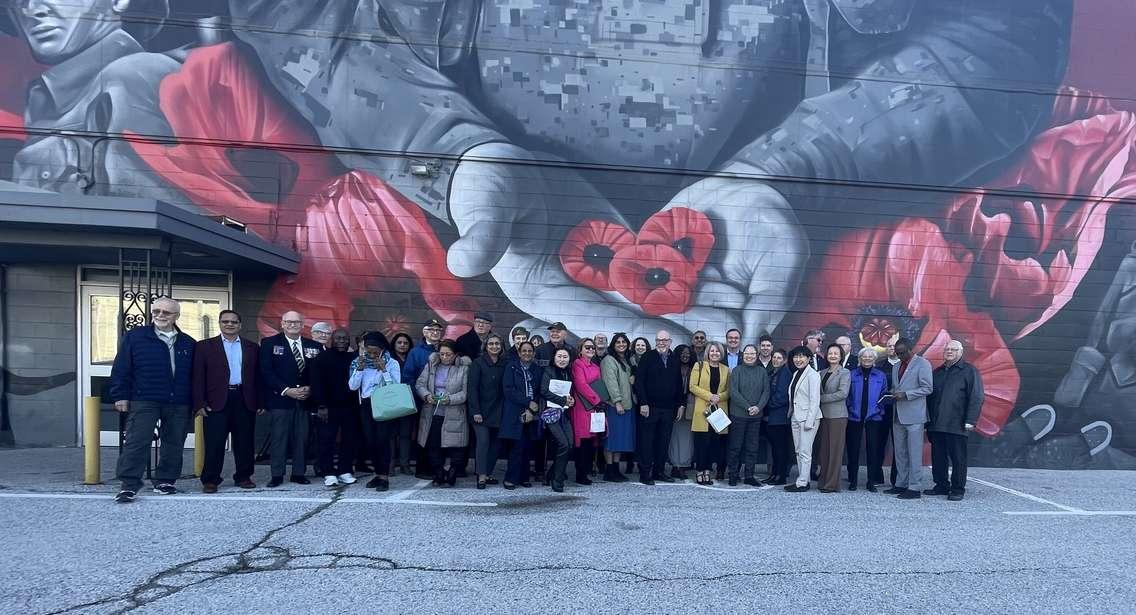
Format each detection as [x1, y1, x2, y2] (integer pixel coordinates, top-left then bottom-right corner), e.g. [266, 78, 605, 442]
[194, 414, 205, 476]
[83, 396, 100, 485]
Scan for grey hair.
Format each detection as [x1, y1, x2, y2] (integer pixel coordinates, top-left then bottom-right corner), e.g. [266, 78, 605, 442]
[858, 347, 879, 361]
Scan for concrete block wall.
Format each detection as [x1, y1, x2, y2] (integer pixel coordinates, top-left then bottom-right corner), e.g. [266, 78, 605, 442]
[2, 265, 78, 446]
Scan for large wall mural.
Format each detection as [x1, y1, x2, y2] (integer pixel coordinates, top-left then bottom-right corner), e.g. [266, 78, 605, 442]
[1, 0, 1134, 468]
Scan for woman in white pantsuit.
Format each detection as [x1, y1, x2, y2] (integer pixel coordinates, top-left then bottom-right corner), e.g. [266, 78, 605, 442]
[785, 346, 822, 492]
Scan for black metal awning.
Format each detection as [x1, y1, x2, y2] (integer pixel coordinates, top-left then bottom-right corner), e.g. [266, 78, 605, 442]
[0, 188, 299, 274]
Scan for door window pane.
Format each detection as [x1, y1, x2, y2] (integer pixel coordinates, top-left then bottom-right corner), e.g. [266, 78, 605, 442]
[175, 299, 221, 342]
[89, 295, 120, 365]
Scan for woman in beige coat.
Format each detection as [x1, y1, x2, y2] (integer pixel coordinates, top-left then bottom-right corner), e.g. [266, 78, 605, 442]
[817, 344, 850, 493]
[415, 340, 471, 487]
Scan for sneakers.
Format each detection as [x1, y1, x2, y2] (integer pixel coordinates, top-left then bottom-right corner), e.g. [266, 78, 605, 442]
[324, 475, 339, 487]
[114, 490, 137, 503]
[153, 483, 178, 495]
[337, 473, 357, 485]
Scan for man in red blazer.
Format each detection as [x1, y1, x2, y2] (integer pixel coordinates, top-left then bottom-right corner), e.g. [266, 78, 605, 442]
[192, 309, 262, 492]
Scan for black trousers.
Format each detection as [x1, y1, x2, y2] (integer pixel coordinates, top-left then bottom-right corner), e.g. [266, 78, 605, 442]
[929, 431, 969, 494]
[727, 415, 762, 478]
[353, 407, 371, 468]
[845, 419, 887, 486]
[201, 389, 256, 485]
[692, 431, 718, 471]
[366, 416, 397, 476]
[636, 407, 675, 480]
[395, 413, 416, 468]
[545, 419, 573, 486]
[575, 438, 596, 480]
[425, 418, 465, 475]
[317, 405, 358, 477]
[762, 422, 793, 478]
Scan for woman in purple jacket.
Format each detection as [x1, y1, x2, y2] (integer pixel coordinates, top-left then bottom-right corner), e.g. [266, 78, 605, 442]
[845, 348, 890, 492]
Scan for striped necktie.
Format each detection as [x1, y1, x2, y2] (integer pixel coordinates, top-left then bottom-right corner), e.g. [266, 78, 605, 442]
[292, 340, 305, 372]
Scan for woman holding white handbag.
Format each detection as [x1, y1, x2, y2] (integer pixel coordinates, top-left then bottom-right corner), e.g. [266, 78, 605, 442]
[785, 346, 822, 492]
[348, 332, 402, 491]
[689, 342, 730, 486]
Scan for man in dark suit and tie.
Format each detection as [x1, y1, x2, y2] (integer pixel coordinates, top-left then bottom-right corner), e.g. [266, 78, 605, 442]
[260, 310, 323, 487]
[633, 329, 686, 485]
[192, 309, 261, 493]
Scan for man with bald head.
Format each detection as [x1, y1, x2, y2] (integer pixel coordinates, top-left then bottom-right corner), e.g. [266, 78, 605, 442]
[260, 310, 323, 487]
[926, 340, 984, 501]
[632, 329, 686, 484]
[109, 297, 196, 503]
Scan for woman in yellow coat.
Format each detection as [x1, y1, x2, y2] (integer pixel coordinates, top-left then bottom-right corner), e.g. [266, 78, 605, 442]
[689, 341, 730, 485]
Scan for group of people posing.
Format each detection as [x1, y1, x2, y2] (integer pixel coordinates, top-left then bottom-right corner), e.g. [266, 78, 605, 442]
[108, 298, 984, 503]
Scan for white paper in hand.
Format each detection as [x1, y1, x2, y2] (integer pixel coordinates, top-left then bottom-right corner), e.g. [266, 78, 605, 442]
[706, 406, 732, 433]
[589, 412, 606, 433]
[546, 379, 572, 408]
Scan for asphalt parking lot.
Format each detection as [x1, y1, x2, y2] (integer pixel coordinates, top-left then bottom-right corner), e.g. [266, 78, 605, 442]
[0, 448, 1133, 614]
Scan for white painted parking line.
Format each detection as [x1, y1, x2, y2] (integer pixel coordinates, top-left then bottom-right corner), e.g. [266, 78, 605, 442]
[342, 498, 497, 507]
[382, 479, 431, 502]
[1003, 511, 1136, 517]
[629, 480, 774, 493]
[969, 476, 1084, 512]
[0, 491, 496, 507]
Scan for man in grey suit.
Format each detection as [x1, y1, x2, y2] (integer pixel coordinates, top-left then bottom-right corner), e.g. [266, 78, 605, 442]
[883, 338, 934, 500]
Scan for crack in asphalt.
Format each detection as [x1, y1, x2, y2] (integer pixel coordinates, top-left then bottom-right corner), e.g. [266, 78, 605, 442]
[47, 488, 349, 614]
[42, 486, 1090, 613]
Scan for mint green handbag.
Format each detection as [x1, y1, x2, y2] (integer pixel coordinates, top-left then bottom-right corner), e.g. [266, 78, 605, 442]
[371, 383, 417, 421]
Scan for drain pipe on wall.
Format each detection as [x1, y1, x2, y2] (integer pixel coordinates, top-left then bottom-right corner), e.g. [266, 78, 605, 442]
[0, 264, 14, 446]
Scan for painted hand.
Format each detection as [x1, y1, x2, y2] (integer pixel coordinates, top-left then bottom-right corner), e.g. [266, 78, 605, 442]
[658, 175, 808, 340]
[446, 142, 693, 342]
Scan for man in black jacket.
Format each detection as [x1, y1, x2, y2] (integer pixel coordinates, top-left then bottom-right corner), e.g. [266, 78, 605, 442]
[535, 322, 574, 367]
[455, 312, 494, 359]
[632, 329, 686, 485]
[925, 340, 984, 501]
[259, 310, 323, 486]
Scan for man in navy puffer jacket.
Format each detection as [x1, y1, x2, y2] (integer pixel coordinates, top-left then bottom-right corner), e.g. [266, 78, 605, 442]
[109, 297, 196, 502]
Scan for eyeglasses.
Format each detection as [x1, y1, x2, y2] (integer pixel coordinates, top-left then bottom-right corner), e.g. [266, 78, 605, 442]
[151, 309, 178, 317]
[655, 338, 671, 343]
[282, 320, 303, 325]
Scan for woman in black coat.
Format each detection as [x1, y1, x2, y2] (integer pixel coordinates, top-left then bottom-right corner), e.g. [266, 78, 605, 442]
[540, 348, 576, 493]
[468, 334, 507, 489]
[500, 342, 543, 489]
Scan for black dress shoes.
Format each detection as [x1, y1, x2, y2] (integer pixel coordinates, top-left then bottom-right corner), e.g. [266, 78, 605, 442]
[640, 477, 655, 485]
[883, 487, 905, 495]
[923, 487, 951, 496]
[743, 477, 760, 487]
[947, 492, 964, 501]
[897, 489, 922, 499]
[784, 484, 809, 492]
[866, 483, 879, 493]
[654, 474, 676, 483]
[268, 477, 284, 488]
[290, 475, 310, 485]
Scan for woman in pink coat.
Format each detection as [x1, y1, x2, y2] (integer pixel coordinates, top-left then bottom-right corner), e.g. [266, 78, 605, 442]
[571, 341, 606, 486]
